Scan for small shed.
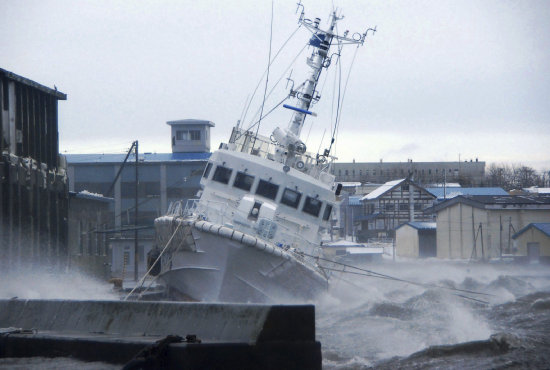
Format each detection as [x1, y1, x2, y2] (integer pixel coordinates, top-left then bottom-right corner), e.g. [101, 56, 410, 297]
[395, 222, 437, 258]
[512, 223, 550, 264]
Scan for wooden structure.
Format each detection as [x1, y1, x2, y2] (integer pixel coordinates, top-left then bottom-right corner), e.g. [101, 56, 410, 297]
[359, 177, 436, 239]
[0, 68, 68, 269]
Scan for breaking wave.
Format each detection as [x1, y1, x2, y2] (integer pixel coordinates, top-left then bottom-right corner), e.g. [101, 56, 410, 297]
[317, 260, 550, 369]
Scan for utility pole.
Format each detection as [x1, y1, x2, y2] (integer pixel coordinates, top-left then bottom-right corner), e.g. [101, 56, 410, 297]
[134, 140, 139, 282]
[479, 222, 485, 261]
[499, 215, 503, 259]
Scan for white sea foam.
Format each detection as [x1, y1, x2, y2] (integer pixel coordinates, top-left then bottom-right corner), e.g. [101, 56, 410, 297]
[0, 267, 117, 301]
[316, 260, 550, 365]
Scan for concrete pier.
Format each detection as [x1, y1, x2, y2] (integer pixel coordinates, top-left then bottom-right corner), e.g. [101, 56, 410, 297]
[0, 299, 321, 369]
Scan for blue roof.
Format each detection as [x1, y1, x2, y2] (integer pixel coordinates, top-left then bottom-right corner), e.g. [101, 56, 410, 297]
[348, 196, 362, 206]
[66, 152, 211, 164]
[426, 187, 508, 199]
[513, 223, 550, 239]
[396, 221, 436, 231]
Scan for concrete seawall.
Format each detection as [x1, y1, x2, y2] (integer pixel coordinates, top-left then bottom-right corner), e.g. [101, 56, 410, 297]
[0, 299, 320, 369]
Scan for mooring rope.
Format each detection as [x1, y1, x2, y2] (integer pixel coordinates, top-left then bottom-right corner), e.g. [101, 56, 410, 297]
[123, 220, 187, 301]
[298, 251, 495, 304]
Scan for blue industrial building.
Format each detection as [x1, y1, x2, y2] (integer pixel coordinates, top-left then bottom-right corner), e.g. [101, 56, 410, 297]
[66, 119, 213, 277]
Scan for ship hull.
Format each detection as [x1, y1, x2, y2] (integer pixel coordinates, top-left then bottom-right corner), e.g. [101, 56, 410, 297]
[158, 221, 328, 303]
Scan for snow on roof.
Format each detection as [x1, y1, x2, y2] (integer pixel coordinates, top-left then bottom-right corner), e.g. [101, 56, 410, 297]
[323, 240, 365, 248]
[347, 247, 384, 254]
[70, 190, 113, 202]
[523, 187, 550, 194]
[361, 178, 406, 201]
[341, 182, 362, 187]
[427, 183, 461, 188]
[348, 196, 362, 206]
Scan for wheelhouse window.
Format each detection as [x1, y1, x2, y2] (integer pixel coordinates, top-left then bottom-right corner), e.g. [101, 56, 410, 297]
[256, 179, 279, 200]
[212, 165, 232, 184]
[323, 204, 333, 221]
[233, 172, 254, 191]
[303, 196, 322, 217]
[281, 188, 301, 208]
[203, 163, 213, 179]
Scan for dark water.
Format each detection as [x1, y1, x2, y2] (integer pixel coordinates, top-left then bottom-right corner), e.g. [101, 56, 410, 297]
[316, 260, 550, 369]
[2, 262, 549, 369]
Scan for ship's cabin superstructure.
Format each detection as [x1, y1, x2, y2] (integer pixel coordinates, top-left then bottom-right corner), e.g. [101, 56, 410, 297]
[197, 142, 337, 255]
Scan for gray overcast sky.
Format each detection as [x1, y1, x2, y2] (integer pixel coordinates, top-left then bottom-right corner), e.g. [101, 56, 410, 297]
[2, 0, 549, 170]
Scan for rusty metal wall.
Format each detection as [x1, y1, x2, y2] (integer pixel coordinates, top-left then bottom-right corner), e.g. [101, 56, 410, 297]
[0, 70, 68, 270]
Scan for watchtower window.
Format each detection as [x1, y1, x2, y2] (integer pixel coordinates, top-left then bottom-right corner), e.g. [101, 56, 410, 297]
[281, 188, 302, 208]
[256, 179, 279, 200]
[212, 165, 232, 184]
[303, 196, 322, 217]
[176, 130, 201, 141]
[233, 172, 254, 191]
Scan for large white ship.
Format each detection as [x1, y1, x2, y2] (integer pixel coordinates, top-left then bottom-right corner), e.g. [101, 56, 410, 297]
[154, 5, 373, 303]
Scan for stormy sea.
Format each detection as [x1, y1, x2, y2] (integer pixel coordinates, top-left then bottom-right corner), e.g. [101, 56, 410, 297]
[1, 260, 549, 369]
[317, 260, 550, 369]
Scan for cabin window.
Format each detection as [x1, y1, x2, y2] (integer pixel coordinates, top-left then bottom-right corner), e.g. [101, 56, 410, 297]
[256, 179, 279, 200]
[303, 196, 322, 217]
[203, 163, 213, 179]
[323, 204, 333, 221]
[399, 203, 408, 211]
[212, 165, 232, 184]
[281, 188, 301, 208]
[233, 172, 254, 191]
[385, 204, 395, 211]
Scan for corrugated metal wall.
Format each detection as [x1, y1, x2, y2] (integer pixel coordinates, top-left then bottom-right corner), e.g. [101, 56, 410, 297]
[0, 69, 68, 270]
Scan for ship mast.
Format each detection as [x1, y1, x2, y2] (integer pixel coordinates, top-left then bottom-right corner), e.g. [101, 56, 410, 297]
[272, 6, 371, 165]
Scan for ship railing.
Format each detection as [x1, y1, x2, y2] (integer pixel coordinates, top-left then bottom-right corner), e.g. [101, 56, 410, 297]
[194, 199, 236, 225]
[227, 127, 336, 183]
[165, 199, 200, 217]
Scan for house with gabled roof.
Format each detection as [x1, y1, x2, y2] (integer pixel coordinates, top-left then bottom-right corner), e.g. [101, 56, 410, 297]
[429, 195, 550, 260]
[358, 177, 436, 240]
[512, 223, 550, 264]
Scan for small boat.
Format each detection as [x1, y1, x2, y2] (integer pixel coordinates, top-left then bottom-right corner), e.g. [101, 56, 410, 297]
[154, 5, 373, 303]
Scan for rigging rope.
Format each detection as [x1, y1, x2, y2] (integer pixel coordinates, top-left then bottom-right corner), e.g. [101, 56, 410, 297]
[241, 23, 302, 126]
[123, 220, 186, 301]
[252, 0, 275, 151]
[247, 45, 307, 126]
[297, 251, 495, 301]
[331, 44, 361, 156]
